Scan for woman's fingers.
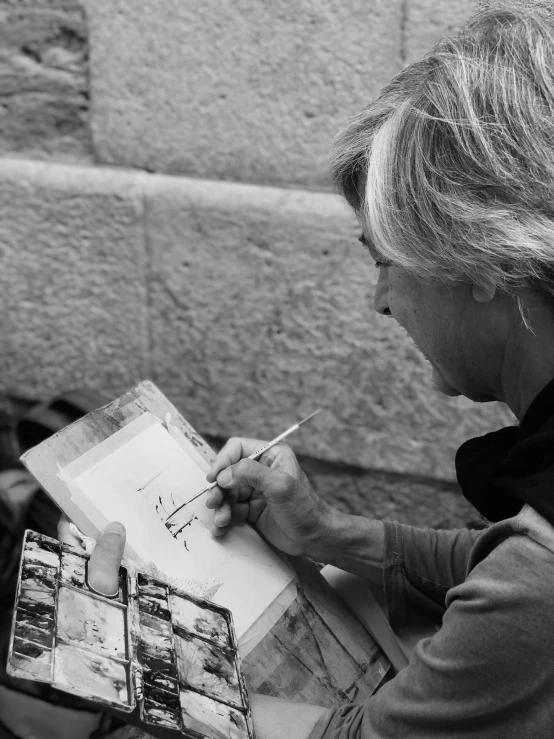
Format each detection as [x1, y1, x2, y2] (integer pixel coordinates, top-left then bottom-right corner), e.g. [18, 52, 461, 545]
[57, 514, 84, 549]
[209, 460, 290, 539]
[211, 501, 250, 537]
[205, 477, 249, 510]
[205, 438, 307, 547]
[87, 521, 126, 597]
[206, 445, 272, 510]
[206, 438, 271, 483]
[213, 500, 232, 529]
[205, 488, 224, 509]
[217, 458, 294, 504]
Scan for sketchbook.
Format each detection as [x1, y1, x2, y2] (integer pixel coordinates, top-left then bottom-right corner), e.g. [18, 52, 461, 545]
[21, 382, 296, 657]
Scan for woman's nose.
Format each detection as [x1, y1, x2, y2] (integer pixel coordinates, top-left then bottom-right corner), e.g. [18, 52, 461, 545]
[374, 272, 391, 316]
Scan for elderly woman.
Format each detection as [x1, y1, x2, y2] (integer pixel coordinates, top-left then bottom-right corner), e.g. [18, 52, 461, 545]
[205, 8, 554, 738]
[89, 8, 554, 739]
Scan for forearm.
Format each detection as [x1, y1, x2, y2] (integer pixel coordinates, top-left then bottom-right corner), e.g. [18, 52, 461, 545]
[305, 505, 481, 594]
[307, 507, 385, 586]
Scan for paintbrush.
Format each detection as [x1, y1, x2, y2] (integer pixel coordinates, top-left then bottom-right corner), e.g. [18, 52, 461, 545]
[164, 409, 322, 524]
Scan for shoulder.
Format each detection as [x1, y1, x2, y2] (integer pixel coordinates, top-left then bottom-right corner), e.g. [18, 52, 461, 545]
[444, 507, 554, 651]
[406, 519, 554, 709]
[465, 504, 554, 586]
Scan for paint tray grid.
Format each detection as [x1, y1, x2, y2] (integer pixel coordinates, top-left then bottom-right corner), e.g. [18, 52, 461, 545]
[9, 532, 60, 681]
[137, 574, 181, 730]
[8, 531, 134, 711]
[54, 552, 132, 709]
[137, 574, 253, 738]
[9, 533, 254, 737]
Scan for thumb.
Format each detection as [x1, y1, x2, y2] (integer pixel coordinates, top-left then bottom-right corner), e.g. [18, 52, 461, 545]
[87, 521, 126, 597]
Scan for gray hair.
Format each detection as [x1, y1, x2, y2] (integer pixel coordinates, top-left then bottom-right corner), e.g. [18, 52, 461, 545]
[332, 9, 554, 315]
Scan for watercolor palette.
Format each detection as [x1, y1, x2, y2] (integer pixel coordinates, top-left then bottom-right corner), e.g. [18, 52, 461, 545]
[7, 530, 255, 739]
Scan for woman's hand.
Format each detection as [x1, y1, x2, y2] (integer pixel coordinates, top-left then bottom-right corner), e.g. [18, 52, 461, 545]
[205, 438, 334, 558]
[58, 515, 126, 595]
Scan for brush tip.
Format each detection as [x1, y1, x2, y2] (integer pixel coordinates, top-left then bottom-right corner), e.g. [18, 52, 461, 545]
[298, 408, 323, 426]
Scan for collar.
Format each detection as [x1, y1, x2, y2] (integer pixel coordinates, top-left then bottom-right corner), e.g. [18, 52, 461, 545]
[456, 378, 554, 524]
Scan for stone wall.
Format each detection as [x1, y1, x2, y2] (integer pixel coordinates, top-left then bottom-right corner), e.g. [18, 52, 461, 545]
[0, 0, 90, 160]
[1, 0, 517, 527]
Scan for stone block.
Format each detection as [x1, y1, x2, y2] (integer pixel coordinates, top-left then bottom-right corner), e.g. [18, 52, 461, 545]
[0, 158, 149, 398]
[301, 456, 486, 530]
[0, 1, 90, 159]
[0, 161, 516, 479]
[85, 0, 403, 189]
[404, 0, 478, 65]
[145, 174, 514, 480]
[478, 0, 554, 21]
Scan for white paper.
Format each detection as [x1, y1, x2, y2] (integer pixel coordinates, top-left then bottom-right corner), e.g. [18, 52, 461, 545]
[58, 415, 295, 648]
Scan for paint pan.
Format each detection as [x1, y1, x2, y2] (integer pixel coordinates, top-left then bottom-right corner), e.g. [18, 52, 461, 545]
[21, 561, 57, 591]
[60, 550, 86, 588]
[174, 631, 242, 709]
[180, 689, 249, 739]
[169, 591, 230, 648]
[8, 530, 255, 738]
[57, 586, 127, 658]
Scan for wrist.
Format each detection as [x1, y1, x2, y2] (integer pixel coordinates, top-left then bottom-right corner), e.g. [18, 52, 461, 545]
[300, 502, 353, 561]
[302, 506, 385, 582]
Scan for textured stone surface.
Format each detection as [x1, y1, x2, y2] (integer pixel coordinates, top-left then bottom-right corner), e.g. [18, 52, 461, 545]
[404, 0, 479, 64]
[85, 0, 403, 189]
[478, 0, 554, 20]
[0, 1, 91, 160]
[0, 159, 149, 398]
[145, 174, 514, 480]
[0, 160, 515, 478]
[302, 456, 486, 529]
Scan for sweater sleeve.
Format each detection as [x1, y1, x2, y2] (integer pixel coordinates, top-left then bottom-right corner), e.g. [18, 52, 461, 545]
[382, 520, 482, 630]
[308, 531, 554, 739]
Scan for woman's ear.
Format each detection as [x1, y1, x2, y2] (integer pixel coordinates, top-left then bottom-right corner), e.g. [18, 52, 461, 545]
[472, 281, 497, 303]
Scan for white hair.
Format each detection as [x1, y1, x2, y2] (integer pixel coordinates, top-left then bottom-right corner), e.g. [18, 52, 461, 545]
[332, 9, 554, 321]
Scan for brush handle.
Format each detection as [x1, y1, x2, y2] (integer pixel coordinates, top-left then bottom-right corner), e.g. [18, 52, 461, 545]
[246, 422, 300, 461]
